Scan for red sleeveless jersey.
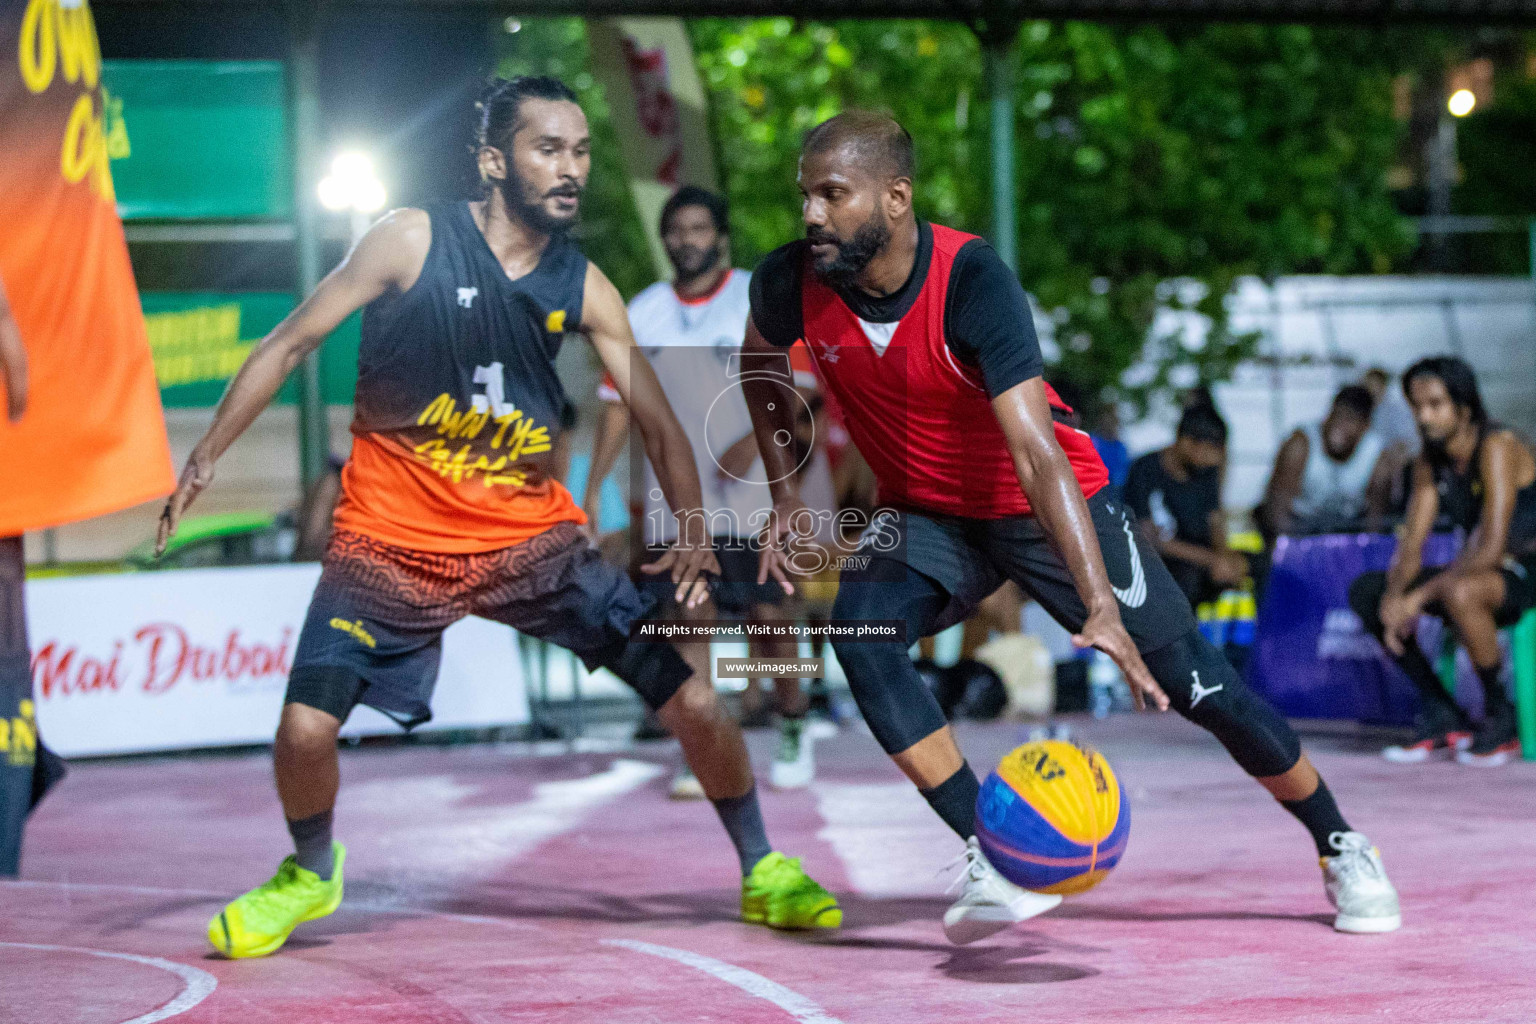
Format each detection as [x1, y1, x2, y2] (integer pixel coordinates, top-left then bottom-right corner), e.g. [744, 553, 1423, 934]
[799, 224, 1107, 518]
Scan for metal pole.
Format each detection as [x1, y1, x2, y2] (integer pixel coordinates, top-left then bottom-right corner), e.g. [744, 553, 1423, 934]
[1528, 217, 1536, 287]
[1426, 113, 1456, 272]
[289, 2, 328, 490]
[981, 26, 1019, 274]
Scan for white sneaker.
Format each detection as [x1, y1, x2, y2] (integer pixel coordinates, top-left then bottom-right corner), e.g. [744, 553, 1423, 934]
[1381, 728, 1472, 763]
[668, 767, 705, 800]
[805, 716, 840, 741]
[942, 837, 1063, 944]
[769, 719, 815, 790]
[1322, 831, 1402, 934]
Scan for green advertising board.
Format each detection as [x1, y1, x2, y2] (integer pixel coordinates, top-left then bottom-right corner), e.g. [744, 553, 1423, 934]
[142, 294, 358, 408]
[102, 60, 291, 220]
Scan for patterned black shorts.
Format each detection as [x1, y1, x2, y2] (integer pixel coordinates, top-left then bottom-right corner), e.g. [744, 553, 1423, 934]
[287, 522, 685, 727]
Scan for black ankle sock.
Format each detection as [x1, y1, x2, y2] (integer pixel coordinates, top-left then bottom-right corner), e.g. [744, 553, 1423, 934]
[287, 810, 335, 880]
[921, 763, 980, 840]
[712, 785, 773, 876]
[1279, 779, 1351, 858]
[1399, 638, 1468, 729]
[1474, 662, 1511, 714]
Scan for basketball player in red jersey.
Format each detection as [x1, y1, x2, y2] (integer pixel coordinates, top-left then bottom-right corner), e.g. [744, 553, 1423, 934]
[157, 77, 838, 959]
[742, 112, 1400, 943]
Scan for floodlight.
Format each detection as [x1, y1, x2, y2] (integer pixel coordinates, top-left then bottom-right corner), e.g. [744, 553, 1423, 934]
[317, 150, 387, 214]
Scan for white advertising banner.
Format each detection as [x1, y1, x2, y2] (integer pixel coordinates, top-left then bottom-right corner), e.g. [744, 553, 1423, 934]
[25, 565, 529, 757]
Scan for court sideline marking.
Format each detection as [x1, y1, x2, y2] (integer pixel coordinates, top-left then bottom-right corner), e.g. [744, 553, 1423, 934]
[603, 938, 846, 1024]
[0, 941, 217, 1024]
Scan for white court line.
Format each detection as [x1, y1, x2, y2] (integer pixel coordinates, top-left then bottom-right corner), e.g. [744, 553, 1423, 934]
[0, 878, 535, 930]
[603, 938, 845, 1024]
[0, 878, 225, 898]
[9, 758, 663, 906]
[813, 782, 957, 896]
[0, 941, 216, 1024]
[366, 758, 665, 877]
[2, 883, 845, 1023]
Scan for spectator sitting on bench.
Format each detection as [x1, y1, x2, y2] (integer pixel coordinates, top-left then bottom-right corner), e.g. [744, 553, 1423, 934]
[1348, 356, 1536, 767]
[1123, 404, 1247, 608]
[1257, 384, 1395, 541]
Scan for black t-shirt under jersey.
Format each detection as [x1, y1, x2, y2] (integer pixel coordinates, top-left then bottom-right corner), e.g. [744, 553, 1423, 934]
[748, 221, 1044, 399]
[1123, 451, 1220, 549]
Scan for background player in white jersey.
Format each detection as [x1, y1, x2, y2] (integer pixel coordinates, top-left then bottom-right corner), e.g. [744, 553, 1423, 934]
[584, 187, 836, 792]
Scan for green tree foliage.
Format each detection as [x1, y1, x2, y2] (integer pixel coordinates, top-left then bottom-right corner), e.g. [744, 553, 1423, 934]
[500, 19, 1417, 407]
[693, 19, 1413, 409]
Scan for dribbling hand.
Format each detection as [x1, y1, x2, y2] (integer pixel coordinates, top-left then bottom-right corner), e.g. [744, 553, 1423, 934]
[1073, 607, 1169, 712]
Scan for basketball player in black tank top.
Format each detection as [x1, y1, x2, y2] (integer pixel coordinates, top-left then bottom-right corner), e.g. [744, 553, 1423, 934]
[157, 77, 838, 959]
[1350, 356, 1536, 765]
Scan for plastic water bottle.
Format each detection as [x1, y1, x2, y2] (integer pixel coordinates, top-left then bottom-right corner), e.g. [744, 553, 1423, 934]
[1229, 591, 1257, 647]
[1197, 600, 1226, 647]
[1089, 649, 1118, 719]
[1109, 671, 1135, 713]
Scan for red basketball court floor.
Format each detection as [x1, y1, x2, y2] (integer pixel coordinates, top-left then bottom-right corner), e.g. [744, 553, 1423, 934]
[4, 713, 1533, 1024]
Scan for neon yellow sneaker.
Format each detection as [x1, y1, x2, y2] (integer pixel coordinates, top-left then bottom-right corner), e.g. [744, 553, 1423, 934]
[207, 842, 346, 958]
[741, 851, 841, 930]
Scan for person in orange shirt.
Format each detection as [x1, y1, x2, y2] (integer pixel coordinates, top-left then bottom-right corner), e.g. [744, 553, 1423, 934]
[2, 0, 172, 877]
[159, 77, 839, 959]
[1, 276, 64, 878]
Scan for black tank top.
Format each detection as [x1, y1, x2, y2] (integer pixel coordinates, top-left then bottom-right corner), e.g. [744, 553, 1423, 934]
[333, 201, 588, 552]
[1433, 425, 1536, 554]
[354, 200, 584, 447]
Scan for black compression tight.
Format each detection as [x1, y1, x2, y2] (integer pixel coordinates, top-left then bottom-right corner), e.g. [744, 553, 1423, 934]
[831, 566, 1301, 779]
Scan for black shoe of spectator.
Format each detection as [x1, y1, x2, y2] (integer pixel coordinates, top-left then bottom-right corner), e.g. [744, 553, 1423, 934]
[1381, 721, 1472, 763]
[633, 713, 671, 742]
[738, 704, 774, 731]
[1456, 703, 1520, 766]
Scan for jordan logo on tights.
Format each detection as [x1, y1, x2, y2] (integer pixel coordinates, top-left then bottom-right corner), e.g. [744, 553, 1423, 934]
[1110, 512, 1148, 609]
[1189, 669, 1223, 708]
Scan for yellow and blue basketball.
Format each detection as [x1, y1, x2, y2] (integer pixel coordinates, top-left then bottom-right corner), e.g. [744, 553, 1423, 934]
[974, 739, 1129, 895]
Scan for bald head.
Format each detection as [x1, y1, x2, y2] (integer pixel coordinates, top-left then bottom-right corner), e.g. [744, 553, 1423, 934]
[797, 111, 917, 290]
[802, 111, 914, 183]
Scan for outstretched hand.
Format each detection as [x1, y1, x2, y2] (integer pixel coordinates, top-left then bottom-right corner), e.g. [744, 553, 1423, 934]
[1073, 607, 1168, 712]
[755, 494, 810, 597]
[155, 450, 216, 556]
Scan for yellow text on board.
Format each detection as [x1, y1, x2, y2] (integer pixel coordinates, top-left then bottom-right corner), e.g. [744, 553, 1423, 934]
[143, 303, 257, 389]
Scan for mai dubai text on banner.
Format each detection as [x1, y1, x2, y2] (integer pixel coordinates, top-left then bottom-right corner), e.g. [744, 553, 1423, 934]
[26, 564, 530, 757]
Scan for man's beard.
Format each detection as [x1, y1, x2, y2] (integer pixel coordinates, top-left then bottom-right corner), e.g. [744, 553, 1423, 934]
[667, 243, 720, 282]
[807, 211, 891, 288]
[500, 172, 580, 235]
